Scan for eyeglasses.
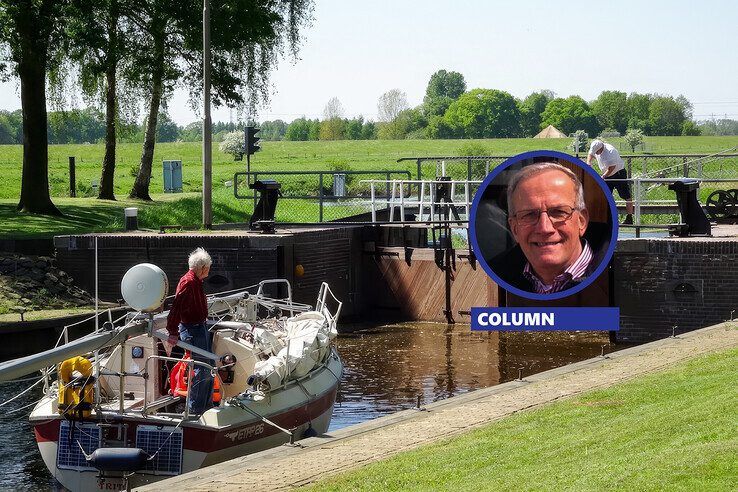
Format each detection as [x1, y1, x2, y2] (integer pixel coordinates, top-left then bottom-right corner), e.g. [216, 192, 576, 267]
[511, 205, 578, 226]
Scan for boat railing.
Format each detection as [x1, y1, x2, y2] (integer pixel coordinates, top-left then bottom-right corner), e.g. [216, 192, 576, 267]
[316, 282, 342, 331]
[141, 355, 223, 420]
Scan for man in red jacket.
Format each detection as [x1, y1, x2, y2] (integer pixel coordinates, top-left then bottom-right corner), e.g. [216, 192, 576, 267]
[166, 247, 213, 415]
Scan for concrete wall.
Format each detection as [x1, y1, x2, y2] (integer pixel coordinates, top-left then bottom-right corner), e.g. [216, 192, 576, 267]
[614, 238, 738, 342]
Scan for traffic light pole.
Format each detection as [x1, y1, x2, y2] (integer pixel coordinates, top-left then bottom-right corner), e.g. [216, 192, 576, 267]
[202, 0, 213, 229]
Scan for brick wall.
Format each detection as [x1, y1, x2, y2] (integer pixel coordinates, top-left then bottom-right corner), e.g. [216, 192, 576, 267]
[614, 238, 738, 342]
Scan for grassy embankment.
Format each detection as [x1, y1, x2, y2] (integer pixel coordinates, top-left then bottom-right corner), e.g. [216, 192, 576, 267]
[1, 136, 737, 238]
[309, 346, 738, 491]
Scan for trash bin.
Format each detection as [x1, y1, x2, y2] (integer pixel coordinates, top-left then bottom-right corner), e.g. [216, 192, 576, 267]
[163, 160, 183, 193]
[124, 208, 138, 230]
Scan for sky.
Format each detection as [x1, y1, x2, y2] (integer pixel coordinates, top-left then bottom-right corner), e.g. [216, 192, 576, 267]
[1, 0, 737, 125]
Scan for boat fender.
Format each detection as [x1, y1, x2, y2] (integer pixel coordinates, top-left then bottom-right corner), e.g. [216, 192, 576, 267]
[302, 423, 318, 439]
[88, 447, 148, 472]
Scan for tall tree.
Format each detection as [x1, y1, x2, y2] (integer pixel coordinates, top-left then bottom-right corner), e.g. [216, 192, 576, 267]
[625, 92, 652, 133]
[423, 69, 466, 117]
[591, 90, 628, 134]
[648, 95, 686, 136]
[444, 89, 521, 138]
[65, 0, 131, 200]
[377, 89, 409, 122]
[128, 0, 314, 200]
[519, 90, 555, 136]
[319, 97, 345, 140]
[540, 96, 600, 136]
[0, 0, 67, 215]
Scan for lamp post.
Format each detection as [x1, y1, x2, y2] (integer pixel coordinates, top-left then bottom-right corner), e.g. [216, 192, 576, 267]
[202, 0, 212, 228]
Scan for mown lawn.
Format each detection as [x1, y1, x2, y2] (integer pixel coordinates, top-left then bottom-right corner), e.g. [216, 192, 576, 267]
[309, 346, 738, 492]
[1, 136, 737, 238]
[1, 136, 737, 199]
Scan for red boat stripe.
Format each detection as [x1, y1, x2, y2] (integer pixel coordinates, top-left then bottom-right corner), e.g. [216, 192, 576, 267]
[32, 386, 338, 455]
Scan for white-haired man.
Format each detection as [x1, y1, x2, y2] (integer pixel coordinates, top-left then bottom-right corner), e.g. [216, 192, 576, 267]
[587, 139, 634, 224]
[166, 247, 214, 415]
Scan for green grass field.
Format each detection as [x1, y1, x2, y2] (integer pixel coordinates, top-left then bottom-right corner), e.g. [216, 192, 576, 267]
[309, 346, 738, 491]
[2, 136, 737, 238]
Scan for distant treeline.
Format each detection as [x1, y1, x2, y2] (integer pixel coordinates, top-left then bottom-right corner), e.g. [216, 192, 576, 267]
[2, 71, 737, 145]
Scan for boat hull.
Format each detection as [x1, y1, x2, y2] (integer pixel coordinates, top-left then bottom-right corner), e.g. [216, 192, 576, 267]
[31, 354, 342, 491]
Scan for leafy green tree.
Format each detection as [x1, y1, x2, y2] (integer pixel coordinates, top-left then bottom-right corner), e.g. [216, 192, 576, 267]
[697, 118, 738, 136]
[591, 90, 628, 135]
[47, 107, 106, 143]
[426, 114, 454, 139]
[443, 89, 522, 138]
[540, 96, 600, 136]
[345, 117, 364, 140]
[0, 0, 68, 214]
[285, 117, 310, 141]
[129, 0, 314, 200]
[519, 90, 555, 136]
[0, 110, 23, 144]
[63, 0, 136, 199]
[259, 120, 287, 141]
[179, 121, 202, 141]
[648, 95, 686, 136]
[681, 120, 700, 136]
[155, 111, 179, 142]
[308, 119, 321, 140]
[626, 92, 652, 134]
[319, 97, 345, 140]
[361, 120, 376, 140]
[423, 70, 466, 117]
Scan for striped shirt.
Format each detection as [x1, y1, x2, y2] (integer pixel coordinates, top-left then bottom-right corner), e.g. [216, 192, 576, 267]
[523, 240, 593, 294]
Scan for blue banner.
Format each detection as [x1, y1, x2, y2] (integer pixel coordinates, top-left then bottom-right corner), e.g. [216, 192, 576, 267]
[471, 307, 620, 331]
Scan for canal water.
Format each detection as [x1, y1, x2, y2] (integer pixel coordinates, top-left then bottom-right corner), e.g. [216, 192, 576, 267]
[0, 322, 621, 490]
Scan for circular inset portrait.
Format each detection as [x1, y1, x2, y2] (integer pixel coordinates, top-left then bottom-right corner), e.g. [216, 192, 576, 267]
[469, 151, 618, 300]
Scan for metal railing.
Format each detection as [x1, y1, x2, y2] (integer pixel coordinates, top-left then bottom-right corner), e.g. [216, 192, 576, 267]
[233, 170, 412, 222]
[364, 179, 482, 223]
[396, 153, 738, 182]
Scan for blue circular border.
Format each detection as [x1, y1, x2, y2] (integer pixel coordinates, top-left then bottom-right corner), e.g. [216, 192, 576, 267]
[468, 150, 619, 301]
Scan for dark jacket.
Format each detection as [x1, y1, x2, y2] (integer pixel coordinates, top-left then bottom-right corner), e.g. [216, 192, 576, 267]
[486, 222, 611, 294]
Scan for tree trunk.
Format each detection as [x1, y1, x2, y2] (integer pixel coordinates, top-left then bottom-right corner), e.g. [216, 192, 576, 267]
[98, 2, 118, 201]
[15, 2, 61, 215]
[129, 25, 164, 201]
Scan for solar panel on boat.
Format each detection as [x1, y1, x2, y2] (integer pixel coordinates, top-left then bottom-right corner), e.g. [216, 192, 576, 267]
[57, 421, 100, 471]
[136, 425, 183, 475]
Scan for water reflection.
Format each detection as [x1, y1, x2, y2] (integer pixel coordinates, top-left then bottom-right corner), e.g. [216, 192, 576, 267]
[1, 322, 623, 489]
[0, 381, 60, 491]
[331, 322, 619, 430]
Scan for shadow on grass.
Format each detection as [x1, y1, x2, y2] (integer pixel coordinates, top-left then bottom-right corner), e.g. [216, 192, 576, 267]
[0, 201, 126, 239]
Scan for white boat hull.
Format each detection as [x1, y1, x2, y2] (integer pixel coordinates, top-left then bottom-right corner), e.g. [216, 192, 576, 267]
[31, 353, 341, 491]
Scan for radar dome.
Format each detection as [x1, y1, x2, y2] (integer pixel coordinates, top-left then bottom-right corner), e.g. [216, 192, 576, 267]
[121, 263, 169, 312]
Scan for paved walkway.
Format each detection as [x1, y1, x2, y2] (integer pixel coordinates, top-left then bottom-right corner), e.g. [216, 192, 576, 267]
[137, 322, 738, 491]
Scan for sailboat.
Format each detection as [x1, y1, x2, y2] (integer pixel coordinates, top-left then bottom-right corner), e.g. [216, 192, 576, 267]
[0, 263, 343, 491]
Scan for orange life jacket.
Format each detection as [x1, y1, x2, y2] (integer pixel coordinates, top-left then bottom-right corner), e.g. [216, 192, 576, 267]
[169, 352, 221, 403]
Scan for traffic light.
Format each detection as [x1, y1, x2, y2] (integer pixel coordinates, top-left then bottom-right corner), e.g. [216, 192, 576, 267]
[244, 126, 261, 156]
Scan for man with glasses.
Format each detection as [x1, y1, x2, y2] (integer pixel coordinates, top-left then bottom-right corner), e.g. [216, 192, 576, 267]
[488, 163, 610, 295]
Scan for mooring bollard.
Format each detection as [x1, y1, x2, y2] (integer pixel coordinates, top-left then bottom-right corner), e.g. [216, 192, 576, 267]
[124, 207, 138, 231]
